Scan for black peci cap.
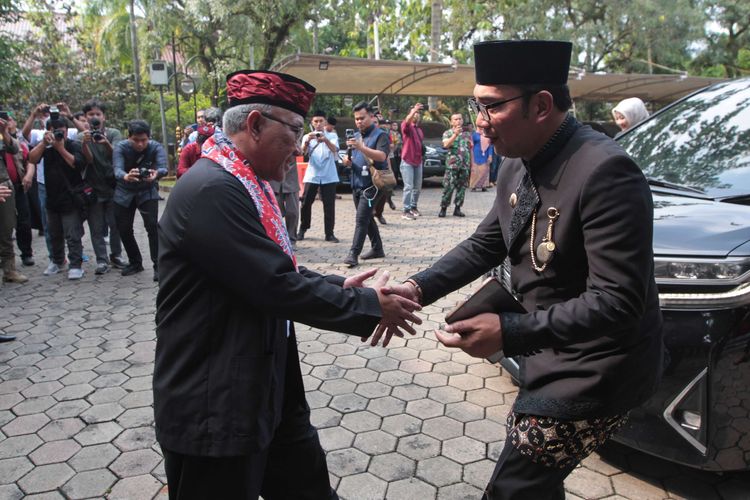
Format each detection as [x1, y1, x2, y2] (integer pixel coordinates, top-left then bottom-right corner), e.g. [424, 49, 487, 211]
[473, 40, 572, 86]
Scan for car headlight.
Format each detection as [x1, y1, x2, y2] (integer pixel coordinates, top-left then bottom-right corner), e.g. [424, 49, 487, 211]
[655, 256, 750, 309]
[654, 259, 750, 281]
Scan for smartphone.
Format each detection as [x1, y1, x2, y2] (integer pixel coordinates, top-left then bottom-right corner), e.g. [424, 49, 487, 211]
[0, 111, 8, 121]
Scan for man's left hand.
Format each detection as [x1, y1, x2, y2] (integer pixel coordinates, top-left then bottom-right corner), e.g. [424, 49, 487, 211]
[435, 312, 503, 358]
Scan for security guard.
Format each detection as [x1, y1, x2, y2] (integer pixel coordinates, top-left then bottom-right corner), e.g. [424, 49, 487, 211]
[379, 40, 664, 499]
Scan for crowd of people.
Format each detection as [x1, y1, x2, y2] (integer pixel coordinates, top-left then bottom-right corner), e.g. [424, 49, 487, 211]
[0, 100, 168, 292]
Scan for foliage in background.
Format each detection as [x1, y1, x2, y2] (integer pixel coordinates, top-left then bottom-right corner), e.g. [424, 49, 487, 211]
[3, 0, 749, 131]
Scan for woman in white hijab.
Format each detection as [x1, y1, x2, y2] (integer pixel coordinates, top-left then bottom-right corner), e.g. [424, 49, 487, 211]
[612, 97, 649, 132]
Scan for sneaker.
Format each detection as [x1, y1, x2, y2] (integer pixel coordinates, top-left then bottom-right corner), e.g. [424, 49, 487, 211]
[402, 212, 416, 220]
[43, 262, 60, 276]
[68, 268, 84, 280]
[21, 256, 35, 267]
[121, 263, 144, 276]
[410, 208, 421, 217]
[110, 255, 127, 269]
[95, 263, 109, 275]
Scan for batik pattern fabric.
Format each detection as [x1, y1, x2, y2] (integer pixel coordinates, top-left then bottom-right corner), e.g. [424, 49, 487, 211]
[506, 411, 628, 469]
[202, 131, 297, 269]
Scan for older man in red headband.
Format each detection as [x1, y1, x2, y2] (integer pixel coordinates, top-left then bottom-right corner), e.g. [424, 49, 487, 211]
[154, 70, 421, 499]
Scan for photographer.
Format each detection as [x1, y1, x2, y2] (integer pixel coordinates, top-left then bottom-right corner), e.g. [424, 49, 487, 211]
[340, 101, 389, 268]
[22, 103, 80, 265]
[113, 120, 167, 281]
[81, 99, 126, 274]
[297, 110, 339, 243]
[27, 116, 87, 280]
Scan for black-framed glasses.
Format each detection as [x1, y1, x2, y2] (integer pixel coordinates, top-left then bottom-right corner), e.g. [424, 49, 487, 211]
[260, 112, 304, 142]
[468, 95, 525, 122]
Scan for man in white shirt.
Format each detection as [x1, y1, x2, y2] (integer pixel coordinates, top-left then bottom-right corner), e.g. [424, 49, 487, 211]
[297, 110, 340, 243]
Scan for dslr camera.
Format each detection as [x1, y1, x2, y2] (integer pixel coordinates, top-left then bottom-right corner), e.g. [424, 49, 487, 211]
[48, 105, 60, 121]
[89, 118, 104, 142]
[138, 167, 151, 179]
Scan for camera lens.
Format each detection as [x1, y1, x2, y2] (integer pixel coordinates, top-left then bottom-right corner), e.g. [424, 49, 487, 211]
[53, 130, 64, 140]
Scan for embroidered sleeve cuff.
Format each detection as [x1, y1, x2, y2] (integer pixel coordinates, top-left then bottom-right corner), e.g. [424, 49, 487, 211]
[501, 312, 542, 357]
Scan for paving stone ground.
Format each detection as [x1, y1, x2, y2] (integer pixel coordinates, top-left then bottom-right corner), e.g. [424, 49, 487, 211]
[0, 180, 748, 499]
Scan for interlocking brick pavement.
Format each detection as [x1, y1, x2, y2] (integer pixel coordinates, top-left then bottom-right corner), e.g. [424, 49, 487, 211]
[0, 180, 748, 499]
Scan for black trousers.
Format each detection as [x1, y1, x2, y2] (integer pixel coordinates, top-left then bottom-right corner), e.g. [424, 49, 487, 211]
[115, 198, 158, 267]
[163, 406, 337, 500]
[482, 438, 571, 500]
[299, 182, 337, 238]
[350, 187, 383, 256]
[12, 184, 33, 258]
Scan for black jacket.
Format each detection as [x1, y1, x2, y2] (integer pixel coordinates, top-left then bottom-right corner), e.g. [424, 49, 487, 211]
[154, 159, 382, 456]
[412, 119, 664, 419]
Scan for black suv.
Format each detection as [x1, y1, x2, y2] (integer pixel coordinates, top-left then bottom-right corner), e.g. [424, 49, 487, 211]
[503, 78, 750, 471]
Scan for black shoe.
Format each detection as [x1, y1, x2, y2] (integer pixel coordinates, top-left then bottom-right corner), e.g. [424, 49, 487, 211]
[153, 269, 159, 282]
[110, 254, 127, 269]
[0, 334, 16, 343]
[325, 235, 340, 243]
[343, 253, 358, 268]
[21, 256, 35, 266]
[121, 263, 144, 276]
[387, 199, 396, 210]
[453, 207, 466, 217]
[361, 248, 385, 260]
[297, 230, 306, 241]
[377, 215, 387, 225]
[438, 207, 447, 218]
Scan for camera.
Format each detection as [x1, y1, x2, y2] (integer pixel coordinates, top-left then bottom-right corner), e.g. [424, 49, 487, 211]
[89, 118, 104, 141]
[0, 110, 8, 121]
[315, 131, 323, 138]
[53, 129, 65, 141]
[138, 167, 151, 179]
[49, 106, 60, 121]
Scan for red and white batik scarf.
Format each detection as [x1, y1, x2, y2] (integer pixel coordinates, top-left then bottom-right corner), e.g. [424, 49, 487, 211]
[202, 130, 297, 269]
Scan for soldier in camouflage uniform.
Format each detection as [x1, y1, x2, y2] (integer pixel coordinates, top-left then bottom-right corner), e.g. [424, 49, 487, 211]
[439, 113, 473, 217]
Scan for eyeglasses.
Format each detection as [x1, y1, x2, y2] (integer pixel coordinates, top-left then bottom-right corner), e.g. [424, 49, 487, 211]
[468, 95, 525, 122]
[260, 112, 304, 142]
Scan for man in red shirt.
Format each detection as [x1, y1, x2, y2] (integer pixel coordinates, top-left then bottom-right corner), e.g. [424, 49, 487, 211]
[399, 103, 425, 220]
[177, 124, 214, 178]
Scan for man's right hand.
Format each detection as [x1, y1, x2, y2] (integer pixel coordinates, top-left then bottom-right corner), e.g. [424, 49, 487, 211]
[367, 272, 423, 347]
[81, 130, 92, 143]
[124, 168, 142, 182]
[0, 185, 11, 202]
[35, 103, 49, 118]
